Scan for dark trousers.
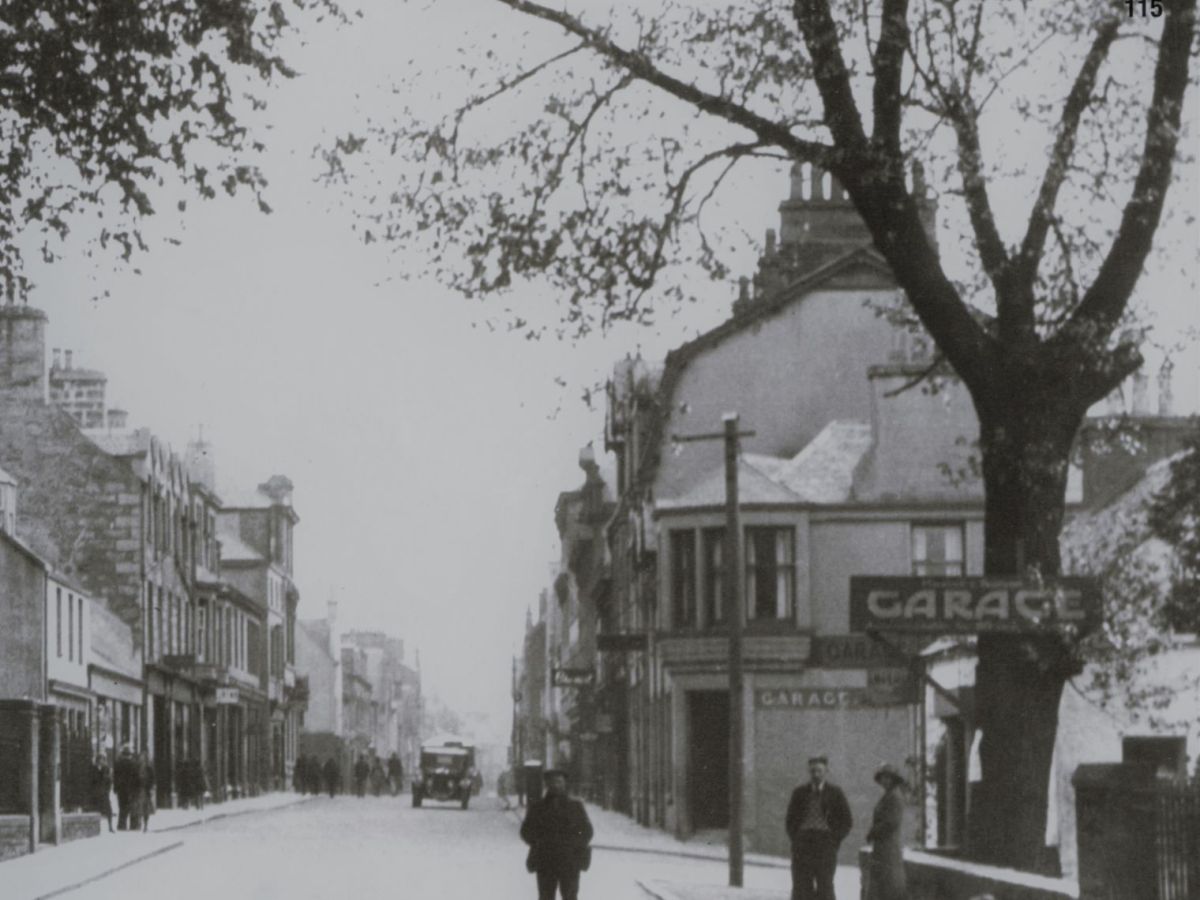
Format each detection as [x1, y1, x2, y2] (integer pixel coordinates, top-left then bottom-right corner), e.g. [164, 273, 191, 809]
[535, 867, 580, 900]
[116, 794, 132, 831]
[791, 831, 839, 900]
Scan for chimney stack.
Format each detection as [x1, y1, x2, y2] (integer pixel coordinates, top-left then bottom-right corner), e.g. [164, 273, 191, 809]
[64, 349, 73, 370]
[1131, 370, 1151, 416]
[1157, 359, 1174, 416]
[52, 348, 61, 369]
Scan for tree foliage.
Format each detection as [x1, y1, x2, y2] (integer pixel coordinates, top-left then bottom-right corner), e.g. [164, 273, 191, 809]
[324, 0, 1198, 871]
[0, 0, 343, 299]
[1150, 421, 1200, 630]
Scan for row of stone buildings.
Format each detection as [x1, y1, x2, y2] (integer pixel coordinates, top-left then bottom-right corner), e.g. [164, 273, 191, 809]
[295, 605, 424, 782]
[513, 163, 1196, 877]
[0, 303, 307, 857]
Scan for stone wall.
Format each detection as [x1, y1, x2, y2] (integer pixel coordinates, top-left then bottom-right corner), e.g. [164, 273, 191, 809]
[0, 395, 144, 643]
[860, 848, 1078, 900]
[61, 812, 101, 843]
[0, 815, 32, 861]
[0, 538, 45, 698]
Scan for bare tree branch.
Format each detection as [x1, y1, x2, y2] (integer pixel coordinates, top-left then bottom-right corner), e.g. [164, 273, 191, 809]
[872, 0, 911, 152]
[946, 90, 1011, 291]
[1008, 14, 1121, 343]
[1056, 0, 1196, 356]
[493, 0, 835, 166]
[792, 0, 869, 151]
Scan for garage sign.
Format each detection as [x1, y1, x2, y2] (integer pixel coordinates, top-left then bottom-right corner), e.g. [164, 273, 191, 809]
[849, 576, 1101, 634]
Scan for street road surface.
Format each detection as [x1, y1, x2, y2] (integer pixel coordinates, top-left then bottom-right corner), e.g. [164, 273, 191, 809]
[65, 795, 793, 900]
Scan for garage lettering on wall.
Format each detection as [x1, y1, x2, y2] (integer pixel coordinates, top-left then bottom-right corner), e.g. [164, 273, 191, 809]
[756, 688, 863, 710]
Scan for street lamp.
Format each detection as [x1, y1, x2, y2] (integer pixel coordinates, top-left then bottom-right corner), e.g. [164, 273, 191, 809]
[674, 412, 753, 888]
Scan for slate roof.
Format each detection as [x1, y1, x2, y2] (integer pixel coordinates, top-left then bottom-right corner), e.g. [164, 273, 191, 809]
[1061, 452, 1180, 575]
[86, 428, 151, 458]
[630, 245, 894, 502]
[217, 528, 263, 562]
[657, 420, 874, 511]
[90, 603, 142, 681]
[219, 485, 272, 509]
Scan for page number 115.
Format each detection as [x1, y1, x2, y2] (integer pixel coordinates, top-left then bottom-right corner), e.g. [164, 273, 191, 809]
[1127, 0, 1164, 15]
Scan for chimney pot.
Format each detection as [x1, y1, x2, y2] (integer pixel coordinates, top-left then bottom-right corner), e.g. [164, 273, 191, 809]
[789, 161, 806, 200]
[1157, 359, 1174, 416]
[1131, 371, 1150, 416]
[912, 161, 927, 198]
[765, 229, 776, 256]
[52, 348, 61, 369]
[64, 350, 73, 370]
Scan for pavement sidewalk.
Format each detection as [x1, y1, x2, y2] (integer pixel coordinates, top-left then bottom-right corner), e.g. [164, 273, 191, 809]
[4, 791, 313, 900]
[503, 798, 864, 900]
[503, 797, 791, 869]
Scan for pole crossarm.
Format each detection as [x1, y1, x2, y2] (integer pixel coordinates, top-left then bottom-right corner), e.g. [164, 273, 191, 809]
[672, 430, 756, 443]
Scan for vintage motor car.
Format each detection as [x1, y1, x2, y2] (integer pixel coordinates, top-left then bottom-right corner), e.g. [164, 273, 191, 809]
[412, 738, 476, 809]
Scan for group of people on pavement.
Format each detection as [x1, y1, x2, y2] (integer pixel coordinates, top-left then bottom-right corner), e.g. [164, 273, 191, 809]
[293, 751, 407, 798]
[785, 755, 908, 900]
[90, 746, 156, 833]
[174, 755, 208, 809]
[351, 751, 404, 797]
[293, 755, 342, 796]
[517, 756, 909, 900]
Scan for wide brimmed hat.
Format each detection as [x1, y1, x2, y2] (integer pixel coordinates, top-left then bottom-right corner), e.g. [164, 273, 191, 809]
[874, 764, 907, 787]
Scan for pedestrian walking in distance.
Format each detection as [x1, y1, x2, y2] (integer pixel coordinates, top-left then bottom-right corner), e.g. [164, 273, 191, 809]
[387, 752, 403, 796]
[353, 755, 370, 798]
[322, 757, 339, 797]
[865, 764, 908, 900]
[785, 755, 853, 900]
[113, 745, 138, 831]
[137, 750, 156, 832]
[520, 768, 593, 900]
[91, 753, 114, 833]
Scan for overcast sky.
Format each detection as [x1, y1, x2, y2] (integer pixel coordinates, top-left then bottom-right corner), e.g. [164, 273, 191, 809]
[20, 1, 1199, 742]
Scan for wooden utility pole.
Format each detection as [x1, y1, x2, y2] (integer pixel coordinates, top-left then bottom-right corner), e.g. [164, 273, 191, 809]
[674, 413, 752, 888]
[723, 413, 745, 888]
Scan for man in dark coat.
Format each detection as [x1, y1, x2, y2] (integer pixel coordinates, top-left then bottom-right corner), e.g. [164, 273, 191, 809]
[520, 769, 593, 900]
[322, 757, 340, 797]
[91, 754, 114, 833]
[785, 755, 853, 900]
[353, 755, 370, 797]
[387, 753, 403, 796]
[113, 746, 139, 831]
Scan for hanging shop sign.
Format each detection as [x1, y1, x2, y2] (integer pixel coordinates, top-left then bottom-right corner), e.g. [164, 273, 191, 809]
[849, 576, 1102, 635]
[596, 633, 648, 653]
[810, 634, 924, 668]
[551, 666, 596, 688]
[215, 687, 240, 705]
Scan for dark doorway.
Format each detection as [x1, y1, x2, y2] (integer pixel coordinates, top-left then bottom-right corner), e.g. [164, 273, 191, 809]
[153, 695, 171, 807]
[687, 691, 729, 830]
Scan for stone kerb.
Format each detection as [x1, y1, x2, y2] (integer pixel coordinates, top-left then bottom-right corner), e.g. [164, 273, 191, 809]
[858, 847, 1078, 900]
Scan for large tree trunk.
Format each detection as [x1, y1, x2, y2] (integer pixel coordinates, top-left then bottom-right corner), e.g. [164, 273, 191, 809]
[969, 395, 1085, 873]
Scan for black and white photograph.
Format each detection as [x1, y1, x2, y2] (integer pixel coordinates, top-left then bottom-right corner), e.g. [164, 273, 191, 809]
[0, 2, 1197, 899]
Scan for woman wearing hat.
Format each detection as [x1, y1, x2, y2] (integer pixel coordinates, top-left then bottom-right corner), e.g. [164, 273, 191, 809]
[865, 764, 908, 900]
